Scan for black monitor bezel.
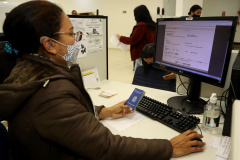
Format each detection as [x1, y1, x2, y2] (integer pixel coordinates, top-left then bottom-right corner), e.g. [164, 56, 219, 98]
[153, 16, 238, 88]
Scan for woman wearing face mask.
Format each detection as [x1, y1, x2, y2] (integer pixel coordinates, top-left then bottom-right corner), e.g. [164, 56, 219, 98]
[181, 5, 202, 18]
[0, 1, 205, 160]
[188, 5, 202, 17]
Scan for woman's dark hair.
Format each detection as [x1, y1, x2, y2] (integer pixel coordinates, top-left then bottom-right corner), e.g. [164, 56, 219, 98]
[188, 5, 202, 15]
[141, 43, 155, 74]
[142, 43, 155, 59]
[134, 5, 156, 29]
[0, 1, 63, 83]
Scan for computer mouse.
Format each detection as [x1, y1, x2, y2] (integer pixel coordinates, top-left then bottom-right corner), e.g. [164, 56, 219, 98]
[192, 138, 203, 147]
[192, 138, 202, 142]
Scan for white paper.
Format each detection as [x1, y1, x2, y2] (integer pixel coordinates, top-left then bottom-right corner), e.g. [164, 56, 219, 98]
[216, 136, 231, 159]
[216, 156, 227, 160]
[110, 34, 120, 46]
[85, 19, 103, 35]
[110, 34, 127, 51]
[210, 136, 222, 149]
[102, 111, 146, 131]
[99, 90, 118, 98]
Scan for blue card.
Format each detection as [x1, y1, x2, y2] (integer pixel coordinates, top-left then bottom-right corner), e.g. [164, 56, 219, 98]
[125, 88, 145, 110]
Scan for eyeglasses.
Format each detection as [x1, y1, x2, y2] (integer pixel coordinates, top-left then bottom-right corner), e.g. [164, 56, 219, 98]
[54, 31, 83, 42]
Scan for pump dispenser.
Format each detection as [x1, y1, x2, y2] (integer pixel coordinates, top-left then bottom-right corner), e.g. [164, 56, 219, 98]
[202, 93, 221, 134]
[210, 93, 217, 104]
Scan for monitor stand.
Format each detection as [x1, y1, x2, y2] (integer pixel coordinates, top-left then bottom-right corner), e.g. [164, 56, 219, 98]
[167, 78, 206, 114]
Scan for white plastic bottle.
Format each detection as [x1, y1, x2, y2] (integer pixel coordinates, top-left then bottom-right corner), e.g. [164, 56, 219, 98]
[202, 93, 221, 134]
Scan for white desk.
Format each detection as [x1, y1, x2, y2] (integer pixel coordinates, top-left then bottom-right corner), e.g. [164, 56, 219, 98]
[87, 80, 229, 160]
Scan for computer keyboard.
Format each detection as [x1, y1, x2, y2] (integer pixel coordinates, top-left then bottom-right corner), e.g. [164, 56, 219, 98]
[136, 96, 200, 133]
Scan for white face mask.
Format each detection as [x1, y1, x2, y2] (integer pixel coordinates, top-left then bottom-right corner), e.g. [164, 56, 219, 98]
[61, 41, 81, 66]
[40, 36, 81, 66]
[52, 39, 81, 66]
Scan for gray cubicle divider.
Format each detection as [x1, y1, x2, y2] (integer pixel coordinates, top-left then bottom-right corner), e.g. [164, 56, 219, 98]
[68, 15, 108, 81]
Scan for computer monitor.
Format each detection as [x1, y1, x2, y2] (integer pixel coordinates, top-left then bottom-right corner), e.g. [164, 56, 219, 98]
[153, 16, 238, 114]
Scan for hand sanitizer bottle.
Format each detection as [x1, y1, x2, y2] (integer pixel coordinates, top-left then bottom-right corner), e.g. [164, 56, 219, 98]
[202, 93, 221, 134]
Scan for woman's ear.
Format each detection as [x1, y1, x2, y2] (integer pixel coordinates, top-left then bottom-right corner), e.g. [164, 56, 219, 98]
[41, 37, 57, 55]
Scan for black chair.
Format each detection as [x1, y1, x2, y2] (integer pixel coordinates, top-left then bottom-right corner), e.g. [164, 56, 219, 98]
[0, 122, 9, 160]
[132, 66, 176, 92]
[0, 33, 7, 42]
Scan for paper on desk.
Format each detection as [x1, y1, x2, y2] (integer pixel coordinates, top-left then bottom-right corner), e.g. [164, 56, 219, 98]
[102, 111, 146, 131]
[210, 136, 221, 149]
[216, 136, 231, 159]
[110, 34, 127, 51]
[216, 156, 227, 160]
[99, 90, 118, 98]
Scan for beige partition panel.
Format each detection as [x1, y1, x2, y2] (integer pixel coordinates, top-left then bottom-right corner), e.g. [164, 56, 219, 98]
[68, 15, 108, 81]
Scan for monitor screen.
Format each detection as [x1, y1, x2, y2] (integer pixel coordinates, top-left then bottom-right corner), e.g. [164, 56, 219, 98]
[153, 16, 237, 114]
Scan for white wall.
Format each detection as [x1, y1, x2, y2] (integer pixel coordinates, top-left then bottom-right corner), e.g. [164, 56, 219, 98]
[0, 0, 27, 33]
[176, 0, 203, 17]
[163, 0, 176, 16]
[0, 0, 163, 49]
[202, 0, 240, 42]
[51, 0, 163, 49]
[0, 6, 14, 30]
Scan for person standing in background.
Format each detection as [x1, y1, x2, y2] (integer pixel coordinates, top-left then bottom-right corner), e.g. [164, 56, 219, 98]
[117, 5, 156, 71]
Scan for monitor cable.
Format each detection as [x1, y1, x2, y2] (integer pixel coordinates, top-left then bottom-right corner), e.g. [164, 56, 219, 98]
[177, 75, 188, 92]
[181, 77, 192, 113]
[177, 75, 189, 112]
[218, 87, 230, 118]
[176, 82, 189, 95]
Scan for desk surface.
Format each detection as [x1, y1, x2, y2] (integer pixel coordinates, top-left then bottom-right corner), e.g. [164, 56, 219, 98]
[87, 80, 227, 160]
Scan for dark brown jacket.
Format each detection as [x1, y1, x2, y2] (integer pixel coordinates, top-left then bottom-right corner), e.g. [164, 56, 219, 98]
[0, 54, 173, 160]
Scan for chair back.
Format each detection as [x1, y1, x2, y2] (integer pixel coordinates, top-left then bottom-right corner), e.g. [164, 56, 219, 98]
[132, 66, 176, 92]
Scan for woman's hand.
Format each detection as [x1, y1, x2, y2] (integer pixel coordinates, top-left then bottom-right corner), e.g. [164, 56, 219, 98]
[163, 72, 175, 80]
[116, 34, 121, 40]
[170, 130, 206, 157]
[98, 100, 134, 119]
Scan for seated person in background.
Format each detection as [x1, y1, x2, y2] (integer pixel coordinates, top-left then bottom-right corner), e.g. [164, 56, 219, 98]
[0, 1, 205, 159]
[132, 43, 176, 92]
[142, 43, 175, 80]
[181, 4, 202, 18]
[72, 9, 78, 15]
